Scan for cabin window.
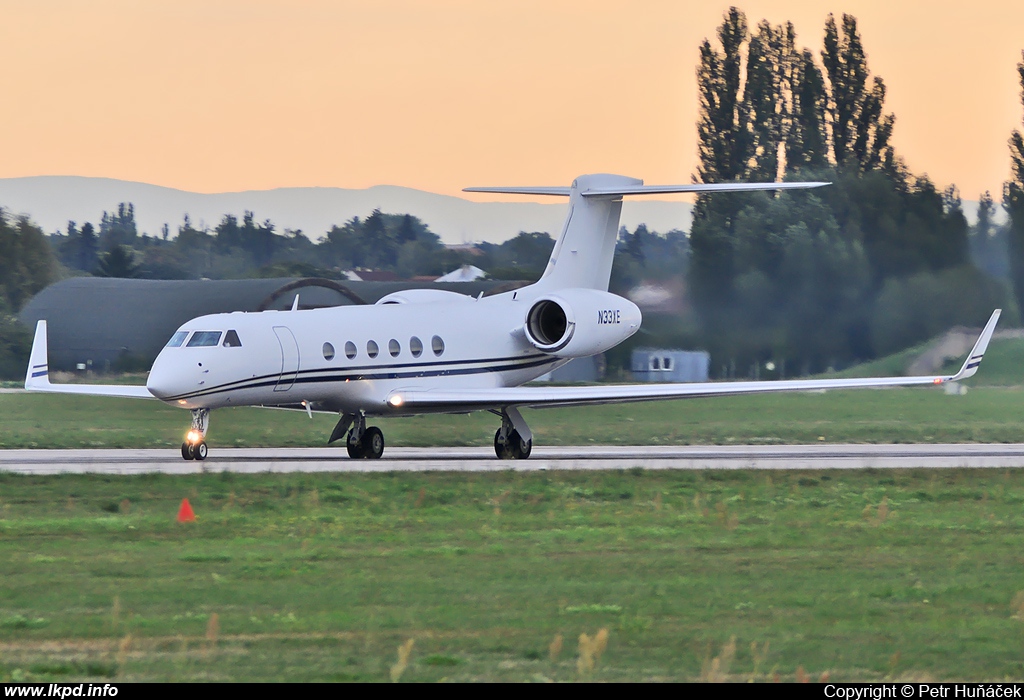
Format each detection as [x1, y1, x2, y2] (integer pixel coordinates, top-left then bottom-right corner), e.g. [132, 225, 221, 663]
[662, 356, 673, 371]
[409, 336, 423, 358]
[366, 340, 379, 359]
[323, 342, 335, 361]
[166, 331, 188, 348]
[186, 331, 222, 347]
[649, 357, 660, 371]
[389, 339, 401, 357]
[431, 335, 445, 356]
[223, 330, 242, 347]
[345, 341, 357, 359]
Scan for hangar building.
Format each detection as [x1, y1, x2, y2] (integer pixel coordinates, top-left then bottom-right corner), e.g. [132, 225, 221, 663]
[19, 277, 523, 371]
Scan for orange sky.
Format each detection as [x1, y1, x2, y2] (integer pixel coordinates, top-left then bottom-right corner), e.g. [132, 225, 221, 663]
[0, 0, 1022, 201]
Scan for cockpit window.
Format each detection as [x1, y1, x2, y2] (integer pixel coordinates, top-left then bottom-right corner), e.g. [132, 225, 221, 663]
[166, 331, 189, 348]
[186, 331, 222, 347]
[223, 330, 242, 347]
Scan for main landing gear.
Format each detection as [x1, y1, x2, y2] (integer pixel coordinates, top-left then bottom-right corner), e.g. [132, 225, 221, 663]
[493, 407, 533, 460]
[329, 412, 385, 459]
[180, 408, 210, 461]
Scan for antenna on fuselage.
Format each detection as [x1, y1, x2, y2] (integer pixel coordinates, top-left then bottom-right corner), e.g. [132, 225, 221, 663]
[291, 294, 300, 311]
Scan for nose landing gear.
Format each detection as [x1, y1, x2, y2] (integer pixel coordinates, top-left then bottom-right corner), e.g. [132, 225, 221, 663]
[180, 408, 210, 461]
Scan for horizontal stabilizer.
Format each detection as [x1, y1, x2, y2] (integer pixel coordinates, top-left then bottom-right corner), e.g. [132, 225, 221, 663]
[463, 181, 830, 198]
[462, 186, 572, 197]
[580, 181, 830, 197]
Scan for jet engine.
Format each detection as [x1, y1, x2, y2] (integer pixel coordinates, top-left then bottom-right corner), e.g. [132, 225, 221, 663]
[522, 289, 641, 357]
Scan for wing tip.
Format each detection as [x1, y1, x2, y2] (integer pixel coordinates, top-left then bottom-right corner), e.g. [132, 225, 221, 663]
[949, 309, 1001, 381]
[25, 320, 50, 390]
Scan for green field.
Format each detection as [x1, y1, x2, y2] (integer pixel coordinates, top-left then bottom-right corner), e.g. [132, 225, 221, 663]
[2, 384, 1024, 450]
[4, 339, 1024, 682]
[3, 469, 1024, 682]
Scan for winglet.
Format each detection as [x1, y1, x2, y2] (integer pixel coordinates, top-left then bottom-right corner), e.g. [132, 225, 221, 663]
[25, 320, 51, 390]
[947, 309, 1001, 382]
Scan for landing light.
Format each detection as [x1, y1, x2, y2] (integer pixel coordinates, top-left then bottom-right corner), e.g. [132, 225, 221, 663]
[389, 395, 404, 407]
[186, 430, 200, 443]
[934, 378, 943, 385]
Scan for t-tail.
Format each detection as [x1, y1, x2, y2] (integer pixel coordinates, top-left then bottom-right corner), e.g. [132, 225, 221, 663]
[466, 174, 831, 292]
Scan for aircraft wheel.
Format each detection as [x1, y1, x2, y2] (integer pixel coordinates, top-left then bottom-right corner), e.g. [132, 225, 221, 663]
[346, 437, 365, 459]
[494, 429, 510, 459]
[181, 442, 195, 461]
[512, 434, 532, 460]
[495, 429, 530, 459]
[364, 427, 385, 459]
[194, 441, 208, 461]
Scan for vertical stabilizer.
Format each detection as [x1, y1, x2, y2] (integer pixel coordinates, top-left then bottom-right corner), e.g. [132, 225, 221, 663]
[535, 174, 641, 291]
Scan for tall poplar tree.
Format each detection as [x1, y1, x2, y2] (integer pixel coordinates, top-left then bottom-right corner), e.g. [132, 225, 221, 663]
[820, 14, 894, 173]
[1007, 51, 1024, 312]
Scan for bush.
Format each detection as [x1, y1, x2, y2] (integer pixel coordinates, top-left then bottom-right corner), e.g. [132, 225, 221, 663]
[0, 312, 31, 380]
[871, 266, 1014, 357]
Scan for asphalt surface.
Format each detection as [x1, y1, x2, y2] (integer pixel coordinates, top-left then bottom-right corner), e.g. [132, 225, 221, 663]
[4, 444, 1024, 474]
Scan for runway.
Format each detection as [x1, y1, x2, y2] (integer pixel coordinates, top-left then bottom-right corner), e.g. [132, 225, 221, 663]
[4, 444, 1024, 474]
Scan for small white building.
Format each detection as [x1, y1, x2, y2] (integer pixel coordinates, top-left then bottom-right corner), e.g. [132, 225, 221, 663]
[631, 348, 710, 383]
[435, 264, 487, 282]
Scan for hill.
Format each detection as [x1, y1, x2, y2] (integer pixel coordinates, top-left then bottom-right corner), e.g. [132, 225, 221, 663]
[0, 176, 693, 245]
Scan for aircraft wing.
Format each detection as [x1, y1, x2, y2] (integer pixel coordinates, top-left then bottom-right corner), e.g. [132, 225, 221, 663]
[387, 310, 1001, 413]
[24, 321, 155, 399]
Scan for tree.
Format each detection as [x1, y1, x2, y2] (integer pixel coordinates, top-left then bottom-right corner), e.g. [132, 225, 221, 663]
[694, 7, 751, 186]
[95, 244, 141, 278]
[820, 14, 894, 173]
[0, 211, 57, 311]
[1008, 51, 1024, 312]
[969, 191, 1008, 279]
[688, 8, 987, 372]
[78, 222, 98, 272]
[788, 49, 829, 172]
[99, 202, 138, 249]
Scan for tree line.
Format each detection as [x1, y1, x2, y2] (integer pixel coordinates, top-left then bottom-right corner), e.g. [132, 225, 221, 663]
[690, 8, 1019, 375]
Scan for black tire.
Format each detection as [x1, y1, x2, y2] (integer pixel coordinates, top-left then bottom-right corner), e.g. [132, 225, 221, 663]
[364, 427, 384, 459]
[512, 434, 532, 460]
[194, 441, 208, 461]
[181, 442, 194, 461]
[346, 436, 365, 459]
[494, 429, 509, 459]
[495, 429, 524, 460]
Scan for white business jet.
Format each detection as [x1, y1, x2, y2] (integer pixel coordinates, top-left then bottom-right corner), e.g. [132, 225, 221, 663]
[25, 174, 1001, 461]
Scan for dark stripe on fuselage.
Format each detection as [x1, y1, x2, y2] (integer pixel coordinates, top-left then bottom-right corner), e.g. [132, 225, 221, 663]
[161, 354, 558, 402]
[31, 370, 47, 378]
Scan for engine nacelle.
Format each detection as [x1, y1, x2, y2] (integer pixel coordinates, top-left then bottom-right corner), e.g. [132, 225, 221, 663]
[523, 289, 641, 357]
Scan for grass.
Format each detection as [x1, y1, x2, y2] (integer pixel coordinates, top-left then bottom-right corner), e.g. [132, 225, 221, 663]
[3, 469, 1024, 681]
[7, 337, 1024, 449]
[2, 383, 1024, 449]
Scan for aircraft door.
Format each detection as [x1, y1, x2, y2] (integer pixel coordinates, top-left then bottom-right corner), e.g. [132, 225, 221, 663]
[272, 326, 300, 392]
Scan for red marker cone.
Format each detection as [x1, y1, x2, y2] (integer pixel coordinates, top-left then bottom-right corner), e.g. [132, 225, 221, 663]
[177, 498, 196, 523]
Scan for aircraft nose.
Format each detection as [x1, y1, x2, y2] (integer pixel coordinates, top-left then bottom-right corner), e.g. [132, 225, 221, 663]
[146, 355, 188, 400]
[146, 366, 175, 399]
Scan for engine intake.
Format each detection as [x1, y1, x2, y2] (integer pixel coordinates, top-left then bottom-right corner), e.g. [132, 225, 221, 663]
[526, 299, 572, 349]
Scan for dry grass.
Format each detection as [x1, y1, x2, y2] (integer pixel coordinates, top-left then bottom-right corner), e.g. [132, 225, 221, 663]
[575, 629, 609, 678]
[548, 634, 563, 663]
[390, 638, 415, 682]
[700, 636, 737, 682]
